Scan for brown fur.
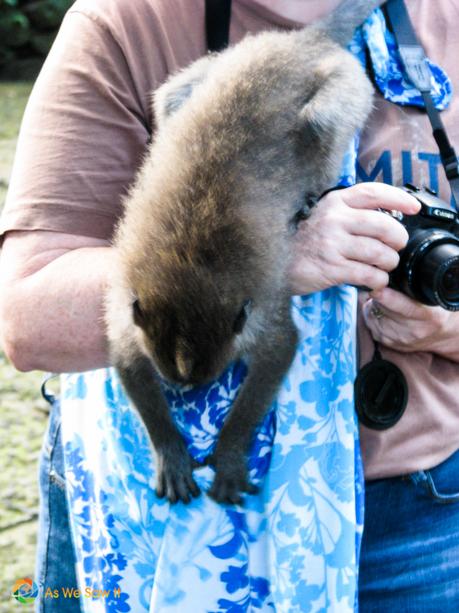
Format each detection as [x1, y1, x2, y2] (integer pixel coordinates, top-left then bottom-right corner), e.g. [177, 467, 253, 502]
[105, 0, 383, 505]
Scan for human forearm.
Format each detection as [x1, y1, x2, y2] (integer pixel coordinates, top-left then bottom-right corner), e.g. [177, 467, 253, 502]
[0, 232, 115, 372]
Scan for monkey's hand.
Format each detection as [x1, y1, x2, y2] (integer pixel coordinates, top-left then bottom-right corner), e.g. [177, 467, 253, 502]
[207, 444, 259, 505]
[207, 307, 297, 505]
[113, 352, 201, 504]
[155, 433, 201, 504]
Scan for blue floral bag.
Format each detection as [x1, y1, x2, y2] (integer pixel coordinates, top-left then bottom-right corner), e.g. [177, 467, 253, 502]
[60, 288, 361, 612]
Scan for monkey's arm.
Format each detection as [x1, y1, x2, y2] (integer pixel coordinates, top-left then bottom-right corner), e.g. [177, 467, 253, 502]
[208, 306, 298, 505]
[114, 350, 200, 504]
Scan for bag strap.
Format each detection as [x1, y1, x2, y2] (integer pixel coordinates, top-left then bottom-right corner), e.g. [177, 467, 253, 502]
[385, 0, 459, 208]
[41, 373, 59, 406]
[205, 0, 232, 52]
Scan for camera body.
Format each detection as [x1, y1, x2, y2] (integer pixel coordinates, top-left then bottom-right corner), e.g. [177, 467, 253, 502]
[389, 184, 459, 310]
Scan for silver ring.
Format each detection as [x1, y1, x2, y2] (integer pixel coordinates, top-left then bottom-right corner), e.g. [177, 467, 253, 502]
[371, 305, 385, 319]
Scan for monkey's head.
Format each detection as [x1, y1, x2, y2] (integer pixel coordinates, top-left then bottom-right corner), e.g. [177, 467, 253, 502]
[129, 251, 266, 386]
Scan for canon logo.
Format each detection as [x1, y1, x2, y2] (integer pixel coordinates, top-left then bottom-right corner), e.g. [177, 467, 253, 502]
[432, 209, 455, 220]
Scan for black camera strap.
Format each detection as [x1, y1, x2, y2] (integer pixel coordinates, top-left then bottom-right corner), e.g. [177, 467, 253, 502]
[385, 0, 459, 209]
[355, 1, 459, 430]
[205, 0, 232, 52]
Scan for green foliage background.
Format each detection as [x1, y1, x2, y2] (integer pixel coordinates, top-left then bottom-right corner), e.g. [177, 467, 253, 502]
[0, 0, 73, 80]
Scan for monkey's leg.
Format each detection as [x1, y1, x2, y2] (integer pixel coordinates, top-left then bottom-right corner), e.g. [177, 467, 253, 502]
[116, 354, 200, 504]
[208, 311, 298, 505]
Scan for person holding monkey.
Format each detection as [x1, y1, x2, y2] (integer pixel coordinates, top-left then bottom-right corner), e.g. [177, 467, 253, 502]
[1, 0, 459, 610]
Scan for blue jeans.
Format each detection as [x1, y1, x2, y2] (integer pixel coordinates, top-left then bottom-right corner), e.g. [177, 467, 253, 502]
[359, 448, 459, 611]
[35, 391, 81, 612]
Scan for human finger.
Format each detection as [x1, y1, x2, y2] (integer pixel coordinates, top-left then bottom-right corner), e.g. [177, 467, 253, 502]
[362, 299, 398, 347]
[342, 236, 400, 272]
[362, 297, 387, 327]
[344, 208, 409, 251]
[370, 287, 441, 321]
[339, 182, 421, 215]
[362, 297, 438, 352]
[338, 261, 389, 290]
[361, 297, 403, 343]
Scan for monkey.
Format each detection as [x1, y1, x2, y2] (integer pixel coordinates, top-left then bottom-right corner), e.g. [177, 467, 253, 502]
[105, 0, 384, 505]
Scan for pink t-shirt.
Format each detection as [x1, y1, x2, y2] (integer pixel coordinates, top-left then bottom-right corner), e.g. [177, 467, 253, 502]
[1, 0, 459, 479]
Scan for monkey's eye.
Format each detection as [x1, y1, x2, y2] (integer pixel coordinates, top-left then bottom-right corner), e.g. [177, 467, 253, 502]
[132, 299, 145, 327]
[290, 193, 318, 230]
[233, 299, 253, 334]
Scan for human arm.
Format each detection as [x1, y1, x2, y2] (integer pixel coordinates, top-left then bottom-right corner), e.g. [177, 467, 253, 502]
[0, 230, 114, 372]
[0, 5, 163, 373]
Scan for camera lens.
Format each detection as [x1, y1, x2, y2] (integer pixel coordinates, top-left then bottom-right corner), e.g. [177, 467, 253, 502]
[439, 262, 459, 304]
[418, 242, 459, 310]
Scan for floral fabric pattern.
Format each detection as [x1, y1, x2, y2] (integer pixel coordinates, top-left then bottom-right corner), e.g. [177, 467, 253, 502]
[61, 288, 360, 613]
[357, 10, 452, 110]
[59, 9, 451, 613]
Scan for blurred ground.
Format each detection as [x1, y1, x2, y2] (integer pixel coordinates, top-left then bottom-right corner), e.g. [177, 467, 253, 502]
[0, 82, 50, 611]
[0, 83, 32, 207]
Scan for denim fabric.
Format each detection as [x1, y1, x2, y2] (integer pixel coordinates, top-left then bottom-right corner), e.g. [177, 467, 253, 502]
[35, 394, 81, 612]
[359, 448, 459, 612]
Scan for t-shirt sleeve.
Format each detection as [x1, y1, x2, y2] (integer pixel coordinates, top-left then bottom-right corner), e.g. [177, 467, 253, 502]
[0, 9, 151, 241]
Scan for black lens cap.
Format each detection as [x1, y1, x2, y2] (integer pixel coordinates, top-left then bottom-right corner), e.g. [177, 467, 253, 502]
[355, 359, 408, 430]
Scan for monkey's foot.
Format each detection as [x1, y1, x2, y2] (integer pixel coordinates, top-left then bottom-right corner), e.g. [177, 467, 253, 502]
[155, 444, 201, 504]
[207, 459, 259, 505]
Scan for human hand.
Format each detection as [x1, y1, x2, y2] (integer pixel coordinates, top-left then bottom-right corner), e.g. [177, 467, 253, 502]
[288, 182, 420, 295]
[362, 286, 459, 360]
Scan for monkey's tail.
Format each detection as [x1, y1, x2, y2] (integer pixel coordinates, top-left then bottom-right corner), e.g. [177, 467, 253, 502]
[311, 0, 387, 47]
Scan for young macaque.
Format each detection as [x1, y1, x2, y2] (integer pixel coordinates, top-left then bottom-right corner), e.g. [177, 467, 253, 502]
[105, 0, 383, 505]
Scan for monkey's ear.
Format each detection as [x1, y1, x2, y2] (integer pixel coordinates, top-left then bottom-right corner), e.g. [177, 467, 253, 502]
[297, 60, 373, 146]
[153, 54, 216, 126]
[298, 87, 349, 145]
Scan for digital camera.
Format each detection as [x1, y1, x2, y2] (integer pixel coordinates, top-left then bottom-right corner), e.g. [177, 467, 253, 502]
[388, 184, 459, 311]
